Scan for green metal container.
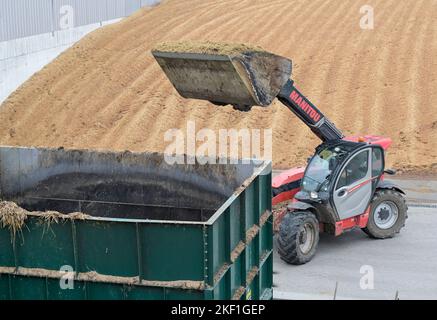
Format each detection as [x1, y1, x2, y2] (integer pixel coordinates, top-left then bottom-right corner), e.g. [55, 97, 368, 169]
[0, 146, 272, 300]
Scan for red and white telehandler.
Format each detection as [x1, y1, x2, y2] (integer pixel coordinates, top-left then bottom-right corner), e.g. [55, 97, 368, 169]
[153, 42, 408, 265]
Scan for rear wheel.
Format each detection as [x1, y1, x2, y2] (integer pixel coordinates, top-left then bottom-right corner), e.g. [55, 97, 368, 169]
[363, 189, 408, 239]
[277, 211, 319, 265]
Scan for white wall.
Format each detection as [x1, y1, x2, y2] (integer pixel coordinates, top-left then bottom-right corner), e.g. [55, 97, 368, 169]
[0, 0, 161, 105]
[0, 18, 122, 104]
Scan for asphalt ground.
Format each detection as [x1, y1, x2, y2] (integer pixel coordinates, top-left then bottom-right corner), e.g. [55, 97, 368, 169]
[272, 175, 437, 300]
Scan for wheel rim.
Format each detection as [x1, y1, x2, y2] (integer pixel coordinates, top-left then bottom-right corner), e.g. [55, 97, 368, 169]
[298, 223, 316, 254]
[373, 201, 399, 229]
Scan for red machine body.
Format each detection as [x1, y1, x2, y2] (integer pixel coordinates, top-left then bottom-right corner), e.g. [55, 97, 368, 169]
[272, 135, 392, 235]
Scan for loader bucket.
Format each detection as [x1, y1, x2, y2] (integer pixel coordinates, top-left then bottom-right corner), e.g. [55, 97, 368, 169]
[152, 42, 292, 107]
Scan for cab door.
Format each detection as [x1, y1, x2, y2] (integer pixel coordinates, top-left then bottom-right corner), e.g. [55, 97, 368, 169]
[332, 148, 372, 220]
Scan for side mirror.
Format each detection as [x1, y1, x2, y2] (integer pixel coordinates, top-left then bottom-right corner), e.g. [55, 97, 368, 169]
[384, 169, 397, 175]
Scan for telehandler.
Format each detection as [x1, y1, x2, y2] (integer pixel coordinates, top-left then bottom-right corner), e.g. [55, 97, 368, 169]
[152, 42, 407, 265]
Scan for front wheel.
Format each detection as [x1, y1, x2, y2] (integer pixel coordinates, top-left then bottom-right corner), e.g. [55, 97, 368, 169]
[276, 211, 319, 265]
[363, 189, 408, 239]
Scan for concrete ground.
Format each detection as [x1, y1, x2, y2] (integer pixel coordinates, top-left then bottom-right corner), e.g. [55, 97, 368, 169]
[272, 176, 437, 300]
[392, 178, 437, 205]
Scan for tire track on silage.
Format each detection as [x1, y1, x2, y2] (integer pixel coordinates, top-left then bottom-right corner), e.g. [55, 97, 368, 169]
[340, 0, 409, 136]
[273, 0, 356, 165]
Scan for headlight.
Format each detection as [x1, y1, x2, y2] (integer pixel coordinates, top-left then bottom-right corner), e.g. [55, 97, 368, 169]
[310, 191, 319, 199]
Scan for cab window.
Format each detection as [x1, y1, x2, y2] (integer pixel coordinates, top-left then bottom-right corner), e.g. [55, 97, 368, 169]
[372, 148, 384, 177]
[337, 150, 369, 189]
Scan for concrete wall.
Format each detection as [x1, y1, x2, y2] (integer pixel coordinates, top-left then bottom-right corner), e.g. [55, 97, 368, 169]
[0, 19, 123, 103]
[0, 0, 159, 104]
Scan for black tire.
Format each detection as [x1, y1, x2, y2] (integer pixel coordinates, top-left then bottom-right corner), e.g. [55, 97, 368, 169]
[276, 211, 319, 265]
[363, 189, 408, 239]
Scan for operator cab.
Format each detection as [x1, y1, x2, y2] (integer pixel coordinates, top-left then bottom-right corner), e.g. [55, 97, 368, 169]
[295, 140, 385, 223]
